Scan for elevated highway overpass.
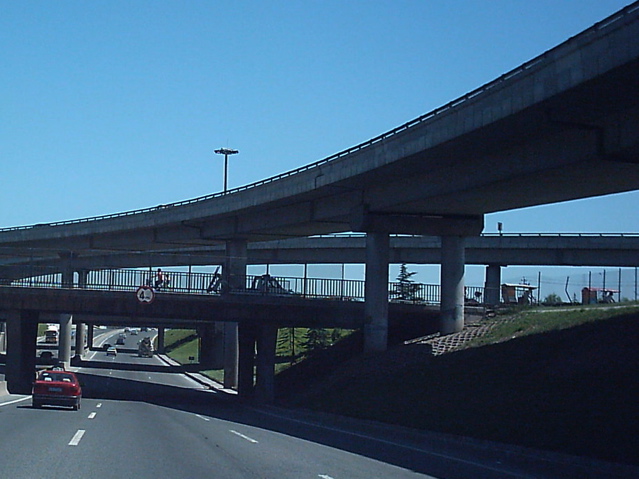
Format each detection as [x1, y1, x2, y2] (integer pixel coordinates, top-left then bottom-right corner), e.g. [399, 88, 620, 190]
[2, 233, 636, 307]
[1, 3, 639, 400]
[3, 233, 639, 270]
[0, 4, 638, 253]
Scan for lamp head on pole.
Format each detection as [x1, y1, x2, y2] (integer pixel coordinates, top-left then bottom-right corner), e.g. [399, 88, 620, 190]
[214, 148, 239, 156]
[214, 148, 239, 193]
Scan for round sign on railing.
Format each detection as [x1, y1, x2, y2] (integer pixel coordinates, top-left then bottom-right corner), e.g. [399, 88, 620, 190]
[136, 286, 155, 304]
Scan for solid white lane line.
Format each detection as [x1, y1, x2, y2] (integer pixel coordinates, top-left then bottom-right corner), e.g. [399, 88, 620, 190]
[196, 414, 210, 421]
[256, 409, 534, 479]
[88, 412, 96, 419]
[230, 430, 258, 443]
[68, 429, 86, 446]
[0, 396, 30, 407]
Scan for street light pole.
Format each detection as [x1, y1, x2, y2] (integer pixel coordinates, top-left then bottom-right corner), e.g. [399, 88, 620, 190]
[214, 148, 239, 193]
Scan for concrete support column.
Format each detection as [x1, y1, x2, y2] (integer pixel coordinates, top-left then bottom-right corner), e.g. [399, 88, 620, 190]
[198, 323, 224, 370]
[440, 235, 466, 334]
[6, 310, 38, 394]
[58, 314, 73, 369]
[74, 269, 88, 360]
[237, 324, 257, 399]
[86, 324, 95, 350]
[57, 263, 74, 369]
[255, 324, 277, 404]
[0, 321, 6, 353]
[223, 239, 247, 389]
[484, 264, 503, 306]
[156, 327, 166, 354]
[364, 232, 390, 352]
[74, 323, 86, 358]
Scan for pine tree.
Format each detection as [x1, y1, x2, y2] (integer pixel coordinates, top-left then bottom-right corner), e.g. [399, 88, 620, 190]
[392, 263, 420, 301]
[277, 327, 303, 365]
[302, 328, 330, 353]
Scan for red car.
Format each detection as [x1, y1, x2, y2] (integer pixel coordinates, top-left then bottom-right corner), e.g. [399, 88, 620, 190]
[32, 369, 82, 410]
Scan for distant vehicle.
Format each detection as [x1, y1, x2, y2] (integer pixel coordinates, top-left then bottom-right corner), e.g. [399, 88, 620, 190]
[44, 330, 58, 344]
[124, 327, 130, 333]
[39, 351, 54, 363]
[106, 346, 117, 356]
[250, 274, 294, 295]
[130, 329, 138, 335]
[138, 337, 154, 358]
[32, 369, 82, 410]
[116, 336, 125, 345]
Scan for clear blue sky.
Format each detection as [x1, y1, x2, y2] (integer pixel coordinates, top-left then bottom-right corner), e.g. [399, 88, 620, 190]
[2, 1, 637, 297]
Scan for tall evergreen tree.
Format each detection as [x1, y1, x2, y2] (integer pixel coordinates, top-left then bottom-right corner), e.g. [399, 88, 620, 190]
[392, 263, 421, 301]
[302, 328, 330, 353]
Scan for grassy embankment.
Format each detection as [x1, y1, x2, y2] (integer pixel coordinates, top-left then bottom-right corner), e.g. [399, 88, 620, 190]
[161, 305, 639, 465]
[163, 327, 351, 384]
[287, 304, 639, 465]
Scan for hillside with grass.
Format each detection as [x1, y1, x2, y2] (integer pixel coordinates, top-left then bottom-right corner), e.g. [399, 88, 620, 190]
[276, 305, 639, 466]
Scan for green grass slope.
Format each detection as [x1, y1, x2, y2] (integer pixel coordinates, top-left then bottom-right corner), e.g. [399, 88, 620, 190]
[282, 307, 639, 465]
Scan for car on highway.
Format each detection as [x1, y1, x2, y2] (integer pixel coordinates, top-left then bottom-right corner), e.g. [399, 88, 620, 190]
[116, 334, 126, 345]
[106, 346, 117, 356]
[32, 369, 82, 410]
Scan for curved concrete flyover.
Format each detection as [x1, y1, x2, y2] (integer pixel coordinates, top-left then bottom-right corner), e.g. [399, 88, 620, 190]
[0, 3, 638, 255]
[1, 3, 639, 351]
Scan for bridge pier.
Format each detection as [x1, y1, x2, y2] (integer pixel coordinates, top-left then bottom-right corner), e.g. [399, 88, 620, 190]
[237, 323, 256, 399]
[198, 323, 224, 369]
[86, 324, 94, 350]
[364, 232, 390, 352]
[57, 259, 74, 368]
[484, 264, 503, 305]
[5, 310, 38, 394]
[440, 236, 465, 334]
[255, 324, 277, 404]
[353, 210, 484, 345]
[74, 322, 86, 359]
[58, 314, 73, 369]
[223, 239, 247, 390]
[236, 323, 277, 403]
[73, 269, 89, 361]
[156, 327, 166, 354]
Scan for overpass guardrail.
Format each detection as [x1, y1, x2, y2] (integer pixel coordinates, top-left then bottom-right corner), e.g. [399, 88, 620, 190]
[1, 266, 484, 305]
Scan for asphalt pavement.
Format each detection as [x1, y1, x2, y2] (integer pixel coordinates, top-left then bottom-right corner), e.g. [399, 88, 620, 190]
[1, 329, 638, 478]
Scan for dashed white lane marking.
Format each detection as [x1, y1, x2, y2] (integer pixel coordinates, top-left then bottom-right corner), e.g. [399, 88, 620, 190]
[318, 475, 335, 479]
[230, 430, 258, 443]
[96, 403, 102, 408]
[196, 414, 210, 421]
[68, 429, 85, 446]
[88, 412, 96, 419]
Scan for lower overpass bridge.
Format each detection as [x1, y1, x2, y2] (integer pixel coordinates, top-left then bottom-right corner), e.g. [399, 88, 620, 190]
[0, 272, 441, 401]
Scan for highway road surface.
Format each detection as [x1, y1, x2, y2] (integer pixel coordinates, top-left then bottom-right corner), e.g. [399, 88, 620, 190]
[1, 329, 637, 479]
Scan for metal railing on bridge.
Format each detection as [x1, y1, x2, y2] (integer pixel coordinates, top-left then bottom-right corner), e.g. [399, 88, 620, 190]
[2, 266, 484, 305]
